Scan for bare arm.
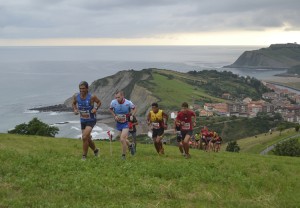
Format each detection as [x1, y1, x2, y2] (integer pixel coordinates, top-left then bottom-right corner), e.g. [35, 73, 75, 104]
[146, 112, 151, 125]
[192, 112, 197, 127]
[72, 94, 79, 115]
[91, 95, 102, 114]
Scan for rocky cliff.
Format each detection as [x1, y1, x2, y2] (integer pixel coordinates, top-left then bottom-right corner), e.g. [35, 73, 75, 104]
[224, 43, 300, 69]
[64, 69, 158, 116]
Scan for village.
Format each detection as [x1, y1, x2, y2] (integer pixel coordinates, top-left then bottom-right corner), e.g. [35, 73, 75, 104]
[196, 82, 300, 123]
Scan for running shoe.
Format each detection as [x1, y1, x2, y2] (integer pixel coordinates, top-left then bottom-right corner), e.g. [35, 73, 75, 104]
[82, 155, 87, 161]
[121, 154, 126, 160]
[94, 148, 99, 157]
[159, 147, 165, 155]
[185, 154, 191, 159]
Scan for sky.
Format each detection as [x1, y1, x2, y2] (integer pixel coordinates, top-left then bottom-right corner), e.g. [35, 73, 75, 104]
[0, 0, 300, 46]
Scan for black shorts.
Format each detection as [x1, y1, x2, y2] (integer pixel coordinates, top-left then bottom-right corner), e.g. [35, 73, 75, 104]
[181, 130, 193, 139]
[81, 121, 96, 130]
[152, 127, 164, 138]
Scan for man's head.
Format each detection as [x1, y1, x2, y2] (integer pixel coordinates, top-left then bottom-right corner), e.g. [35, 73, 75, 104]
[115, 90, 124, 103]
[181, 102, 189, 112]
[151, 102, 159, 113]
[79, 81, 89, 95]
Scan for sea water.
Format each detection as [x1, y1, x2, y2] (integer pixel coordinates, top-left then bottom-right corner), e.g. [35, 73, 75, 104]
[0, 46, 286, 139]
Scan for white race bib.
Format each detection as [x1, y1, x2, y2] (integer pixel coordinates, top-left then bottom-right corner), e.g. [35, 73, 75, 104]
[182, 122, 190, 130]
[152, 122, 160, 129]
[117, 114, 127, 123]
[80, 110, 91, 119]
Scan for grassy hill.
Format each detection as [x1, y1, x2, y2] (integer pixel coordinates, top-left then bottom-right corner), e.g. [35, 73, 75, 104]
[1, 133, 299, 207]
[135, 69, 269, 111]
[224, 43, 300, 69]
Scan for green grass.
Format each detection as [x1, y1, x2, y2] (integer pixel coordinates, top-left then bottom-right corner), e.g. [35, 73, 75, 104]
[1, 133, 300, 207]
[232, 129, 300, 154]
[148, 71, 224, 109]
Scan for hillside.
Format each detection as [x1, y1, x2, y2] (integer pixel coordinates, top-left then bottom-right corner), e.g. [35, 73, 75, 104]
[224, 43, 300, 69]
[1, 133, 299, 207]
[62, 68, 270, 116]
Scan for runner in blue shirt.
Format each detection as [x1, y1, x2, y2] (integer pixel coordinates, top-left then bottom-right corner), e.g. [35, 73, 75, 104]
[72, 81, 102, 160]
[109, 90, 136, 159]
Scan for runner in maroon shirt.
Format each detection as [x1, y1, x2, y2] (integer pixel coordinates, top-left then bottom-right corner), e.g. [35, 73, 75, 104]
[175, 102, 196, 159]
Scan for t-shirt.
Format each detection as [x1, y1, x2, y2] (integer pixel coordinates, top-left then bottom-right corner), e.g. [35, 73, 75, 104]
[110, 98, 135, 123]
[176, 110, 196, 131]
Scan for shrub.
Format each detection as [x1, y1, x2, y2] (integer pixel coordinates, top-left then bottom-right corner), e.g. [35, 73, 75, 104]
[8, 117, 59, 137]
[226, 141, 240, 152]
[272, 138, 300, 157]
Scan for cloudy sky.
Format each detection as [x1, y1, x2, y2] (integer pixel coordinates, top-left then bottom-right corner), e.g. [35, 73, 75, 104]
[1, 0, 299, 46]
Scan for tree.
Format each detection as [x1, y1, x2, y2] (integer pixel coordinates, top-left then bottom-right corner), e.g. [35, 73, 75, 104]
[226, 141, 240, 152]
[8, 117, 59, 137]
[277, 124, 285, 136]
[272, 138, 300, 157]
[295, 125, 300, 132]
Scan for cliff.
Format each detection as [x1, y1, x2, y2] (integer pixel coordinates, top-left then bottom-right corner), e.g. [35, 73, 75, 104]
[63, 69, 158, 116]
[224, 43, 300, 69]
[32, 69, 270, 117]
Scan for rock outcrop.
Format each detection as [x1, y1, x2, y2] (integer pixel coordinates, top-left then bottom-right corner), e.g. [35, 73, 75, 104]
[224, 43, 300, 69]
[64, 69, 158, 116]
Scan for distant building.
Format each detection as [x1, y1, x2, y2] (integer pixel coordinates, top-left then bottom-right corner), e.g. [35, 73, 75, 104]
[243, 97, 252, 104]
[227, 102, 248, 117]
[222, 93, 232, 100]
[199, 109, 214, 117]
[262, 92, 279, 100]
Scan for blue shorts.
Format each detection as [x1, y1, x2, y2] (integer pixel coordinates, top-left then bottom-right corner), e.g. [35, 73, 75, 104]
[116, 122, 129, 131]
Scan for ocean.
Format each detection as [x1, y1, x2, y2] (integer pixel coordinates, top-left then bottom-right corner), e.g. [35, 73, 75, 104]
[0, 46, 287, 139]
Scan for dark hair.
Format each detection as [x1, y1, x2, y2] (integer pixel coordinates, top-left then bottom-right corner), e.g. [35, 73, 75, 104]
[151, 102, 158, 107]
[181, 102, 188, 108]
[79, 81, 89, 88]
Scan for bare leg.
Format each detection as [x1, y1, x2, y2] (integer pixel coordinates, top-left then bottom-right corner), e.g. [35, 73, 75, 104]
[156, 135, 164, 154]
[120, 128, 129, 155]
[88, 135, 96, 151]
[153, 137, 160, 153]
[82, 126, 93, 156]
[179, 142, 185, 155]
[183, 134, 191, 156]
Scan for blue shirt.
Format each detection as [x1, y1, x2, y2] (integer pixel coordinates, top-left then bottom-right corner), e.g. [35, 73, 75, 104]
[110, 98, 135, 123]
[76, 93, 96, 123]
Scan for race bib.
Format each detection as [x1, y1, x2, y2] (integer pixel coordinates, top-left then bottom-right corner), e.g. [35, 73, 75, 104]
[117, 114, 127, 123]
[182, 122, 190, 130]
[79, 110, 91, 119]
[152, 122, 160, 129]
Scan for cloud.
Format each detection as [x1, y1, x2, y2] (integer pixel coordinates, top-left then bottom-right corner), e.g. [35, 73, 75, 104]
[0, 0, 299, 41]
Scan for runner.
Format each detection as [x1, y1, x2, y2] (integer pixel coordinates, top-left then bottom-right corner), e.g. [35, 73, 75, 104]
[201, 126, 210, 151]
[194, 133, 201, 149]
[72, 81, 102, 160]
[128, 115, 138, 152]
[174, 120, 185, 156]
[214, 134, 222, 152]
[147, 103, 168, 155]
[109, 90, 136, 160]
[175, 102, 196, 159]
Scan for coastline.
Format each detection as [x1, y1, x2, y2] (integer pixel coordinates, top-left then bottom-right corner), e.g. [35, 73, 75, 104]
[262, 76, 300, 92]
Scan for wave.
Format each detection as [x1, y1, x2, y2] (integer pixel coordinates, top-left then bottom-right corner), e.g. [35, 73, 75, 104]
[24, 110, 39, 114]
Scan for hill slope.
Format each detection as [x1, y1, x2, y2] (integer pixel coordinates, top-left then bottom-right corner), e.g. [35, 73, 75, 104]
[62, 68, 270, 115]
[224, 43, 300, 69]
[0, 133, 299, 207]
